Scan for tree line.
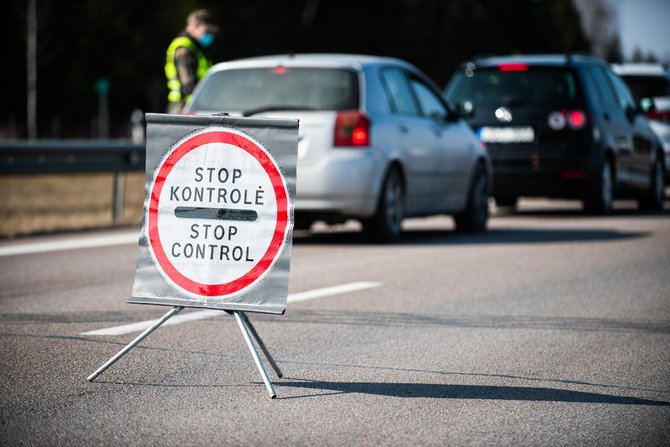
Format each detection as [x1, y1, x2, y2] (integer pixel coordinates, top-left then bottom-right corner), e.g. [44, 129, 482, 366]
[4, 0, 598, 139]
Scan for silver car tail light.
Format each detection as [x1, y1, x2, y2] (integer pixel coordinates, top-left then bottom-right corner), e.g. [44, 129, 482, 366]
[334, 111, 371, 147]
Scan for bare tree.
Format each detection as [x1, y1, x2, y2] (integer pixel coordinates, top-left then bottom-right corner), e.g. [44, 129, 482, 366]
[301, 0, 320, 29]
[572, 0, 621, 61]
[21, 0, 59, 140]
[631, 47, 660, 63]
[26, 0, 37, 139]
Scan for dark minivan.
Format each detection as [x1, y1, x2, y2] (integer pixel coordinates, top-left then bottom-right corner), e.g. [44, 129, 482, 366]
[445, 54, 665, 213]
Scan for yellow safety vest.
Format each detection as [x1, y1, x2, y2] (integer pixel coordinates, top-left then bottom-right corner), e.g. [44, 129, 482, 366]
[164, 36, 212, 105]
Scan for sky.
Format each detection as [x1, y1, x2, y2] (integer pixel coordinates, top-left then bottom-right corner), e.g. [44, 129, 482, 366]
[612, 0, 670, 62]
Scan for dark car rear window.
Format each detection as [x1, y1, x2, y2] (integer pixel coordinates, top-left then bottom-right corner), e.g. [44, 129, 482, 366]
[619, 75, 670, 100]
[191, 67, 359, 112]
[447, 67, 579, 107]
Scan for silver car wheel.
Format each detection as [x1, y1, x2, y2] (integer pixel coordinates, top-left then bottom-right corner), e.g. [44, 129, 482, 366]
[455, 165, 489, 232]
[365, 167, 405, 242]
[383, 169, 404, 236]
[472, 173, 489, 227]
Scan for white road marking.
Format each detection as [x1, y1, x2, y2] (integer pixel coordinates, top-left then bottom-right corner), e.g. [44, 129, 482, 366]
[81, 281, 382, 336]
[286, 281, 381, 303]
[0, 232, 139, 257]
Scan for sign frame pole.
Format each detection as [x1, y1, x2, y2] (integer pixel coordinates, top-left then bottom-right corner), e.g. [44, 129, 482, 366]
[240, 312, 283, 378]
[234, 311, 277, 399]
[87, 306, 184, 382]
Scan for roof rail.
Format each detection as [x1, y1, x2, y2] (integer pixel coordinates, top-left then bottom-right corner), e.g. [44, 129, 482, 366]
[468, 54, 495, 63]
[567, 52, 604, 65]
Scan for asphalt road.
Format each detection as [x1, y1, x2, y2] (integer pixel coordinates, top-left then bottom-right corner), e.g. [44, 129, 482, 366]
[1, 199, 669, 446]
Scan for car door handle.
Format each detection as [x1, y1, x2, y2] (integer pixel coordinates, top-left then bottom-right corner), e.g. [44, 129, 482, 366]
[398, 124, 409, 134]
[603, 112, 610, 121]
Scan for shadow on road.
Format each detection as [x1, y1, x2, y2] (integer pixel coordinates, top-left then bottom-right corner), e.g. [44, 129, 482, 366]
[507, 206, 670, 220]
[402, 227, 649, 246]
[293, 227, 650, 246]
[293, 201, 667, 246]
[269, 309, 670, 335]
[277, 380, 670, 405]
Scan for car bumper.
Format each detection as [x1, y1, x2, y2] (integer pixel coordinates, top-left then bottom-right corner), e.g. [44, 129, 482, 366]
[488, 142, 596, 198]
[295, 149, 381, 217]
[493, 172, 591, 198]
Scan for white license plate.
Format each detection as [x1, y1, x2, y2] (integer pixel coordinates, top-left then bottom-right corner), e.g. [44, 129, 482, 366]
[478, 126, 535, 143]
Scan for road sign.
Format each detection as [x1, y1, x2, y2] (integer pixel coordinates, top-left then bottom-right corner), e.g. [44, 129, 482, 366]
[129, 114, 298, 314]
[147, 127, 290, 299]
[90, 113, 297, 398]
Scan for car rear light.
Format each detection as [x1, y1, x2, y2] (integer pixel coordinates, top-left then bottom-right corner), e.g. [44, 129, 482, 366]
[498, 63, 528, 72]
[272, 66, 289, 75]
[547, 111, 567, 130]
[334, 111, 370, 147]
[547, 110, 587, 130]
[567, 110, 587, 129]
[646, 109, 670, 123]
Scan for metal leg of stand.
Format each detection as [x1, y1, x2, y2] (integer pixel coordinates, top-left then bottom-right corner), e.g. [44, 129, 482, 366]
[234, 311, 276, 399]
[87, 306, 184, 382]
[241, 312, 283, 378]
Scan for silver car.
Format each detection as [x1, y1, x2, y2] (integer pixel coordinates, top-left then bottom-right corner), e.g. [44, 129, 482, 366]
[184, 54, 491, 242]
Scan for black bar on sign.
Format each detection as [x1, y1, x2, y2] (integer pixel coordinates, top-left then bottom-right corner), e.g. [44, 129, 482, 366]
[174, 207, 258, 222]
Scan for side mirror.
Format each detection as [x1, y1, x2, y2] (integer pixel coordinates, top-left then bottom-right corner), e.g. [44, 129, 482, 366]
[639, 97, 657, 113]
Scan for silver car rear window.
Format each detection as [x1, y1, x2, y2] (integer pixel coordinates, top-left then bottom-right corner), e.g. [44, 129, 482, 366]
[192, 67, 359, 112]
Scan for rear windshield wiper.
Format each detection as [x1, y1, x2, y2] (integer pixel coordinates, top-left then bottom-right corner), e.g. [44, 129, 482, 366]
[242, 105, 318, 117]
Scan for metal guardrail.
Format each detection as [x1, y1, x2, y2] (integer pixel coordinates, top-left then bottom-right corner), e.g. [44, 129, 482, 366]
[0, 140, 145, 174]
[0, 140, 146, 223]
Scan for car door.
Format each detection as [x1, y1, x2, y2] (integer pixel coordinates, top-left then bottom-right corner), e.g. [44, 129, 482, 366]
[605, 69, 656, 189]
[407, 75, 475, 211]
[586, 66, 637, 187]
[379, 67, 441, 213]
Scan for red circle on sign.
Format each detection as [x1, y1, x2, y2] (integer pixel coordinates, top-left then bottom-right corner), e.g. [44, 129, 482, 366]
[148, 130, 289, 297]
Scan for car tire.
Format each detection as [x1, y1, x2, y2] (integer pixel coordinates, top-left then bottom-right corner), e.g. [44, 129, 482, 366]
[638, 155, 664, 211]
[494, 195, 517, 208]
[494, 195, 518, 214]
[364, 166, 405, 243]
[454, 164, 489, 233]
[293, 219, 313, 231]
[584, 160, 614, 215]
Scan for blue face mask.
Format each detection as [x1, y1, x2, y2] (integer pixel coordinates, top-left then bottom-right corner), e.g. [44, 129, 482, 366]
[198, 32, 215, 47]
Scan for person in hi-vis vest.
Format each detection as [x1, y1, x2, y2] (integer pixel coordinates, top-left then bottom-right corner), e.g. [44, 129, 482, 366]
[165, 9, 218, 113]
